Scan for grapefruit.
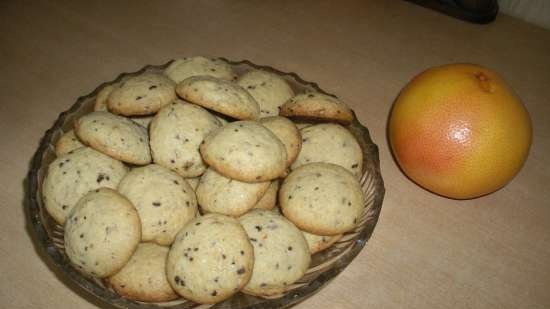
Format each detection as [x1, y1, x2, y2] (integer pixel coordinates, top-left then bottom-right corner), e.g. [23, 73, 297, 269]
[388, 63, 532, 199]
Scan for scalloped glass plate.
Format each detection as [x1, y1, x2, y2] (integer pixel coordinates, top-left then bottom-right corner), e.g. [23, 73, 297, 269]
[26, 58, 385, 309]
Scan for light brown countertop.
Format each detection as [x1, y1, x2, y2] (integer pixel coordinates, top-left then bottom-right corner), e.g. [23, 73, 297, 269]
[1, 1, 549, 308]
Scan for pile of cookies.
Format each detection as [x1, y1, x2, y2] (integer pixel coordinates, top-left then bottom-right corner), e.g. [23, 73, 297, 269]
[42, 56, 367, 304]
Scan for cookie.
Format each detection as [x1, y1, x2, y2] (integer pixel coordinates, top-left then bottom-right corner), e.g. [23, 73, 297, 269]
[279, 92, 353, 125]
[239, 209, 310, 297]
[75, 111, 151, 165]
[200, 121, 287, 182]
[117, 164, 198, 246]
[64, 188, 141, 278]
[253, 180, 279, 210]
[166, 214, 254, 304]
[291, 123, 363, 178]
[107, 73, 176, 116]
[164, 56, 235, 83]
[185, 176, 200, 190]
[259, 116, 301, 168]
[214, 114, 229, 125]
[280, 163, 365, 235]
[94, 83, 156, 127]
[302, 231, 342, 254]
[237, 70, 294, 117]
[150, 101, 221, 177]
[94, 84, 115, 112]
[107, 243, 178, 302]
[130, 115, 154, 128]
[176, 76, 260, 120]
[196, 168, 270, 217]
[42, 147, 128, 224]
[54, 130, 84, 156]
[293, 120, 315, 130]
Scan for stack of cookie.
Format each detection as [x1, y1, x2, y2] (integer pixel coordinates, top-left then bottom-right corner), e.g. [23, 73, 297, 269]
[41, 56, 367, 304]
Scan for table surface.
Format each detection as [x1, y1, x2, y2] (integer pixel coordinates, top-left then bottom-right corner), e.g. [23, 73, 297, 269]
[1, 1, 549, 308]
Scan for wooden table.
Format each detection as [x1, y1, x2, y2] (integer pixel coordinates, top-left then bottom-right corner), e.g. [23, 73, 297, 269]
[1, 1, 549, 308]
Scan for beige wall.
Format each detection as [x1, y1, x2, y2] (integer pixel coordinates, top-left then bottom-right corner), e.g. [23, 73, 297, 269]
[499, 0, 550, 30]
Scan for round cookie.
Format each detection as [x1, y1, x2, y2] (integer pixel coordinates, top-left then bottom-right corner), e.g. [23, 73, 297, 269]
[280, 163, 365, 235]
[54, 130, 84, 156]
[94, 84, 115, 112]
[196, 168, 270, 217]
[64, 188, 141, 278]
[293, 120, 315, 130]
[42, 147, 128, 224]
[259, 116, 301, 168]
[130, 115, 154, 128]
[302, 231, 342, 254]
[166, 214, 254, 304]
[292, 123, 363, 178]
[200, 121, 287, 182]
[176, 76, 260, 120]
[94, 84, 155, 128]
[107, 243, 178, 302]
[214, 114, 230, 125]
[279, 92, 353, 125]
[237, 70, 294, 117]
[185, 176, 200, 191]
[150, 101, 221, 177]
[117, 164, 198, 246]
[75, 111, 151, 165]
[164, 56, 235, 83]
[253, 181, 279, 210]
[107, 73, 176, 116]
[239, 209, 310, 297]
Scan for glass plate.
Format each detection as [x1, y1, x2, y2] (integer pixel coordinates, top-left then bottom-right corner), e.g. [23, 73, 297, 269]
[26, 58, 385, 309]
